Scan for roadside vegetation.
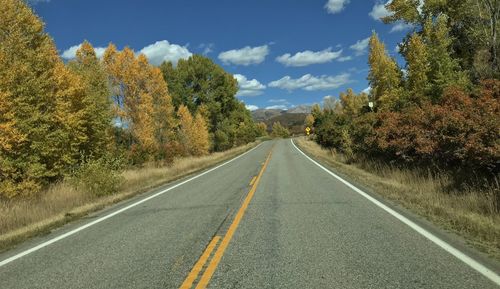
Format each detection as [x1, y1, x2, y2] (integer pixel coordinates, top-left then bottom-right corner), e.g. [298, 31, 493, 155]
[271, 122, 291, 138]
[0, 141, 258, 252]
[0, 0, 265, 248]
[302, 0, 499, 258]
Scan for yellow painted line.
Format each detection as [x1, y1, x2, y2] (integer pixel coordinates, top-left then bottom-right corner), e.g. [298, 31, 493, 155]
[194, 151, 273, 289]
[249, 176, 257, 186]
[179, 236, 221, 289]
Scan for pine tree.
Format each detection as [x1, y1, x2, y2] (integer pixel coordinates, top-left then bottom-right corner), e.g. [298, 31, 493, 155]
[405, 33, 430, 105]
[68, 41, 113, 158]
[368, 32, 403, 110]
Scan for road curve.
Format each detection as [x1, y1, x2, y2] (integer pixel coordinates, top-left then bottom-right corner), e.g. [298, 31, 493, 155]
[0, 139, 498, 289]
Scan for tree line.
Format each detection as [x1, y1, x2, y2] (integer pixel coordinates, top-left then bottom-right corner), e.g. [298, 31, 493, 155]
[0, 0, 262, 199]
[311, 0, 499, 184]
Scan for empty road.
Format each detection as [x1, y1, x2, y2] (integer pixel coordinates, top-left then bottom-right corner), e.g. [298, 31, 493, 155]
[0, 139, 498, 288]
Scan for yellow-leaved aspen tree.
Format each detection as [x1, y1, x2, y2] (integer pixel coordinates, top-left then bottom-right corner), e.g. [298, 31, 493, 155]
[0, 0, 86, 197]
[405, 33, 430, 105]
[177, 104, 194, 156]
[68, 41, 113, 158]
[304, 114, 315, 128]
[339, 88, 368, 117]
[103, 46, 158, 162]
[137, 55, 176, 159]
[368, 31, 403, 110]
[191, 112, 210, 156]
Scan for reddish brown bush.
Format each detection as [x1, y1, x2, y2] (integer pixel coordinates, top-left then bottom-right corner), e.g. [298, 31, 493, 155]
[373, 80, 499, 174]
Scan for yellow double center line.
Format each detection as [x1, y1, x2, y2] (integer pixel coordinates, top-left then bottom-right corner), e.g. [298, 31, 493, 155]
[179, 150, 273, 289]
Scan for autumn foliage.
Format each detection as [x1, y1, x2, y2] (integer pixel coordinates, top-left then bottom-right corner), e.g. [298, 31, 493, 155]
[312, 4, 500, 186]
[0, 0, 257, 199]
[374, 81, 499, 174]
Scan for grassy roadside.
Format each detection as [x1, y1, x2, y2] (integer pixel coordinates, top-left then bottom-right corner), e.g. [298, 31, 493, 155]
[0, 142, 259, 252]
[295, 137, 500, 261]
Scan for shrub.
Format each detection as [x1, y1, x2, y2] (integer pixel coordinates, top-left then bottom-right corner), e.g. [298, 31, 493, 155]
[69, 156, 124, 197]
[271, 122, 290, 138]
[340, 128, 354, 163]
[373, 80, 500, 175]
[214, 130, 231, 151]
[314, 112, 346, 149]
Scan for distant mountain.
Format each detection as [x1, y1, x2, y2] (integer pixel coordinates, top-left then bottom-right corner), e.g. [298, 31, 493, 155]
[250, 105, 312, 121]
[287, 105, 312, 114]
[251, 108, 308, 135]
[251, 109, 284, 122]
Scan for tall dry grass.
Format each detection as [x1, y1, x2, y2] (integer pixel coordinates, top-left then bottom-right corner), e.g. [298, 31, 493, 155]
[295, 137, 500, 260]
[0, 142, 258, 251]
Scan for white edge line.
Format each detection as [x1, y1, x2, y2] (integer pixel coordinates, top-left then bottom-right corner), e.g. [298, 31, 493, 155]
[291, 139, 500, 286]
[0, 143, 263, 268]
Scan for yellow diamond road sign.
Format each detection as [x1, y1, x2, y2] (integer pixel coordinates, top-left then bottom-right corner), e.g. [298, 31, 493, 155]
[305, 127, 311, 135]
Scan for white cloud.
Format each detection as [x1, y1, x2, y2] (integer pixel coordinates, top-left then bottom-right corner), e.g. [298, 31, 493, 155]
[61, 44, 107, 60]
[268, 99, 289, 103]
[62, 40, 191, 65]
[139, 40, 192, 65]
[234, 74, 266, 97]
[323, 95, 335, 100]
[94, 47, 106, 58]
[369, 1, 393, 21]
[61, 45, 81, 60]
[218, 45, 269, 66]
[245, 105, 259, 111]
[199, 43, 214, 55]
[349, 37, 370, 56]
[324, 0, 350, 14]
[268, 73, 351, 91]
[266, 105, 288, 110]
[337, 56, 352, 62]
[390, 22, 413, 33]
[370, 1, 424, 21]
[362, 87, 371, 94]
[276, 48, 342, 67]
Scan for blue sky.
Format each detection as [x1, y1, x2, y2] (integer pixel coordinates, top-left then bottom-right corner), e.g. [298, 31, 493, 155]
[30, 0, 412, 111]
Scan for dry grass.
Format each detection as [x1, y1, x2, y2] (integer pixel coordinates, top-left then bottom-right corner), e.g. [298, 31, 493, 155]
[0, 142, 258, 252]
[295, 137, 500, 260]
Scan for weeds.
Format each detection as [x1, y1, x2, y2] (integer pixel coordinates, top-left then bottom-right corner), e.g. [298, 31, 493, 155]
[0, 142, 258, 251]
[69, 156, 124, 197]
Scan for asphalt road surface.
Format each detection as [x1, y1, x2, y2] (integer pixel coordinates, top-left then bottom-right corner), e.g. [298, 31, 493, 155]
[0, 139, 499, 289]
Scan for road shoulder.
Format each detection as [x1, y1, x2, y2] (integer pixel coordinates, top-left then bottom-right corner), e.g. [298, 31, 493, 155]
[292, 137, 500, 278]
